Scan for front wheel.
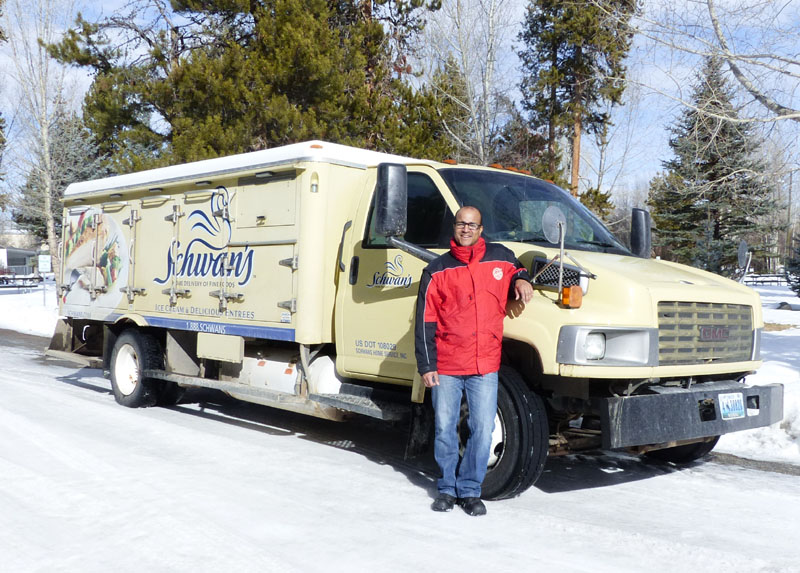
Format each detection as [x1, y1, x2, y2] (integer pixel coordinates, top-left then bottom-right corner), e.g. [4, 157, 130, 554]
[110, 330, 162, 408]
[643, 436, 720, 464]
[465, 366, 548, 500]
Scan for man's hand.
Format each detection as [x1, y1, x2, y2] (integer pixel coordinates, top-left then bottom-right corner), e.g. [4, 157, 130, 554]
[514, 278, 534, 303]
[422, 371, 439, 387]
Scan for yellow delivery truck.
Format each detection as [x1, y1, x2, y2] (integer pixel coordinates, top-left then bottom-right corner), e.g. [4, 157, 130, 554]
[48, 140, 783, 499]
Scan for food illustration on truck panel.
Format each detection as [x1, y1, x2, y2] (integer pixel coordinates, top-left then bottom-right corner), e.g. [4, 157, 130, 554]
[62, 209, 127, 308]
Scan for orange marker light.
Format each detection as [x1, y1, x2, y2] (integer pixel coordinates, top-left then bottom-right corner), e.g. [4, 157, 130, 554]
[443, 159, 457, 165]
[561, 285, 583, 308]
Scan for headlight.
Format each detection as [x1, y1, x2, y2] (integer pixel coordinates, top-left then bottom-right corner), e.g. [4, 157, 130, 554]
[557, 327, 658, 366]
[584, 333, 606, 360]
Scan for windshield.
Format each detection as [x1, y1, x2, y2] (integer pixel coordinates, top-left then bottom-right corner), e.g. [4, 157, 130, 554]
[439, 168, 630, 255]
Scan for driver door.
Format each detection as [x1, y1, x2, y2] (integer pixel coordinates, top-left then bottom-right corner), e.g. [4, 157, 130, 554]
[336, 169, 456, 382]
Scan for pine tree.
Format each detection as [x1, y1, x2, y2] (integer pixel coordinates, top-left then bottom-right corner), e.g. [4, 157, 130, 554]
[786, 237, 800, 296]
[493, 110, 556, 182]
[579, 187, 614, 221]
[647, 56, 783, 275]
[49, 0, 444, 170]
[517, 0, 636, 195]
[12, 109, 109, 241]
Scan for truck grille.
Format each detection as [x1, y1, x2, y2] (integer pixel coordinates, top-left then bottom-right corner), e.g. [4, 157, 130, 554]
[658, 302, 753, 365]
[531, 258, 581, 288]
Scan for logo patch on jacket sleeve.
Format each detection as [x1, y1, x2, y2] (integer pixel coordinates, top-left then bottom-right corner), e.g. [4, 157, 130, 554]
[493, 267, 503, 280]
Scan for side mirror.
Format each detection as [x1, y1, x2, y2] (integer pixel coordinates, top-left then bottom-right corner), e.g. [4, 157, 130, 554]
[630, 208, 651, 259]
[375, 163, 408, 237]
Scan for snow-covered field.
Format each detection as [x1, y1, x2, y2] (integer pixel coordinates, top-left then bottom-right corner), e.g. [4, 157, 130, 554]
[1, 281, 800, 572]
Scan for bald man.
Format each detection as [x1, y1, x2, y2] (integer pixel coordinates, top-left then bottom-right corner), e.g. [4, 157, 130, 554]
[415, 206, 533, 516]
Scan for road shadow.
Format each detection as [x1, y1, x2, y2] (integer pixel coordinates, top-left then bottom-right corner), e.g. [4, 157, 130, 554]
[45, 364, 702, 499]
[169, 392, 440, 498]
[54, 366, 113, 396]
[168, 391, 697, 497]
[534, 451, 689, 493]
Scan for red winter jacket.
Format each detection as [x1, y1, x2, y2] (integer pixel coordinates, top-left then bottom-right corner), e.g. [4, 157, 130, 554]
[415, 237, 530, 376]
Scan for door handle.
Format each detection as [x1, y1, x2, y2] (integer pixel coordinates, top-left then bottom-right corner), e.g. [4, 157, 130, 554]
[349, 256, 360, 285]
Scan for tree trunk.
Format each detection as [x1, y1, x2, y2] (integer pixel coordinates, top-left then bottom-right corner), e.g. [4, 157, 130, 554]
[548, 81, 557, 174]
[571, 109, 582, 197]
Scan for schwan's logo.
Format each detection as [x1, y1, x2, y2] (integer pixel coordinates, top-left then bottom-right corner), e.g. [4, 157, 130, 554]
[154, 187, 254, 286]
[366, 254, 413, 289]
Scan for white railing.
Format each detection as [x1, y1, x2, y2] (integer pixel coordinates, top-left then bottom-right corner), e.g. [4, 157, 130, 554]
[743, 274, 788, 286]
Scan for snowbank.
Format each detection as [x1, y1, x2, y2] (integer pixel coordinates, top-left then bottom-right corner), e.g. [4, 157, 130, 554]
[0, 281, 59, 337]
[1, 280, 798, 465]
[716, 284, 800, 464]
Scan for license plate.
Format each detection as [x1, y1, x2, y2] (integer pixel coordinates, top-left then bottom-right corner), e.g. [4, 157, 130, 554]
[719, 392, 745, 420]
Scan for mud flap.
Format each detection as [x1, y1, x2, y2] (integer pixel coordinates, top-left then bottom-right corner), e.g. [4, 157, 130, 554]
[405, 402, 434, 460]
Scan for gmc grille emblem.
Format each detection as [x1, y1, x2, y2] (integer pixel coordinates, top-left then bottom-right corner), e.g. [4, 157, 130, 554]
[698, 325, 730, 342]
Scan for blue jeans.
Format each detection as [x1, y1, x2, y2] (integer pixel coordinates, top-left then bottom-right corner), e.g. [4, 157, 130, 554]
[431, 372, 498, 499]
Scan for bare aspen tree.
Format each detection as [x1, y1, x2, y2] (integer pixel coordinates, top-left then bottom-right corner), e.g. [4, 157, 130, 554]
[590, 0, 800, 124]
[3, 0, 77, 281]
[422, 0, 517, 165]
[583, 79, 650, 201]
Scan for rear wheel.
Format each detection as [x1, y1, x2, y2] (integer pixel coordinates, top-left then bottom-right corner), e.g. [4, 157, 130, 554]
[459, 366, 548, 500]
[644, 436, 720, 463]
[110, 330, 162, 408]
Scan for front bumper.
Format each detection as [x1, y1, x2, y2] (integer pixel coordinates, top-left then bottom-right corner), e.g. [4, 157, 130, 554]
[595, 381, 784, 449]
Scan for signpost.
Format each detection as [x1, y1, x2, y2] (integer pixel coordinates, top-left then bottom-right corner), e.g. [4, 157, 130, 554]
[38, 254, 52, 305]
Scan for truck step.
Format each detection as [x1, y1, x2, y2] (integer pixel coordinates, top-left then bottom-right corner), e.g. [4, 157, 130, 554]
[308, 392, 408, 422]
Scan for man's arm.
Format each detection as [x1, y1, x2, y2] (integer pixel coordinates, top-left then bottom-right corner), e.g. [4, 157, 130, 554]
[414, 268, 439, 377]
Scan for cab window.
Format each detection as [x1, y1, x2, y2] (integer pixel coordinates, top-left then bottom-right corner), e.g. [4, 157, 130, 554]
[365, 172, 452, 248]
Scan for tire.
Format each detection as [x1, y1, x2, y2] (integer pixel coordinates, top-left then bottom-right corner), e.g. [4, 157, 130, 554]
[459, 366, 549, 500]
[644, 436, 720, 464]
[109, 330, 163, 408]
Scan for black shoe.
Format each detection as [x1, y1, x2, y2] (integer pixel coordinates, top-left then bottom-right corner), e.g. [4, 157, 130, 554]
[459, 497, 487, 516]
[431, 494, 457, 512]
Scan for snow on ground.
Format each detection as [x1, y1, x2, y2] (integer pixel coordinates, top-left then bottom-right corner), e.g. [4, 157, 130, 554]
[1, 280, 799, 466]
[2, 281, 800, 572]
[2, 344, 799, 573]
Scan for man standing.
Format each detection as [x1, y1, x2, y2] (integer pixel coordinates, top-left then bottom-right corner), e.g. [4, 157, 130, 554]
[415, 206, 533, 516]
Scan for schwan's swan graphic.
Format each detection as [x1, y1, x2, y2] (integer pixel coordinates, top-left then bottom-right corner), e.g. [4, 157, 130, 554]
[367, 254, 413, 288]
[154, 186, 254, 286]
